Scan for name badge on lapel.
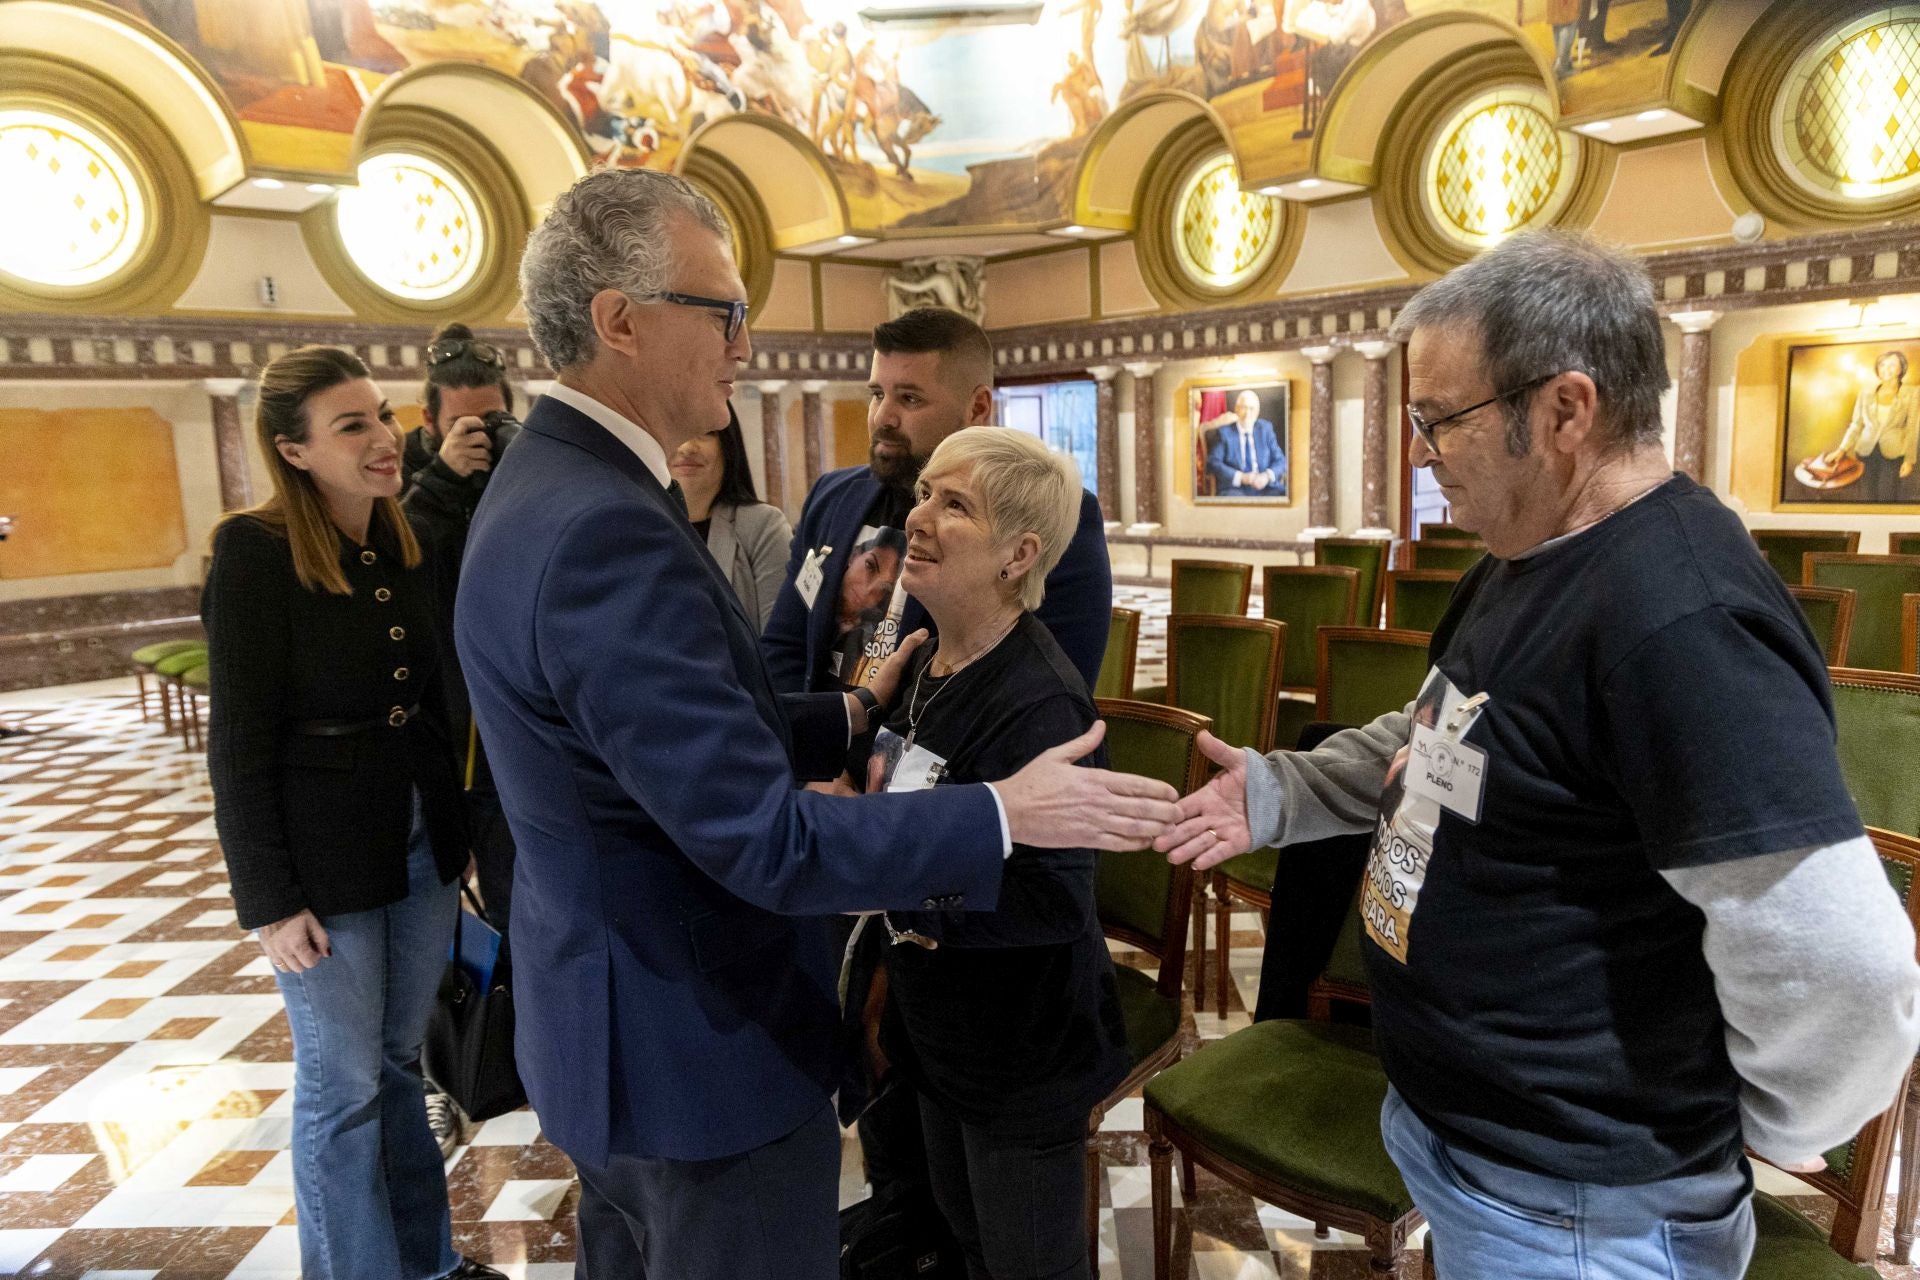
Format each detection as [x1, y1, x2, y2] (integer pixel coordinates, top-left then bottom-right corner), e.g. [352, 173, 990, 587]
[795, 544, 831, 609]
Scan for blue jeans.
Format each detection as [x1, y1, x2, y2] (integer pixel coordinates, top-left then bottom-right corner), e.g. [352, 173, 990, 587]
[1381, 1087, 1755, 1280]
[273, 800, 461, 1280]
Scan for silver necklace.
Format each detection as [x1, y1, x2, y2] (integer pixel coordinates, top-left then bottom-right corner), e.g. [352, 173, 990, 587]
[902, 612, 1021, 752]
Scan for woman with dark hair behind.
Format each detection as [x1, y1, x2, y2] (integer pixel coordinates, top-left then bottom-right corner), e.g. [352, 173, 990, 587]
[200, 345, 501, 1280]
[669, 401, 794, 630]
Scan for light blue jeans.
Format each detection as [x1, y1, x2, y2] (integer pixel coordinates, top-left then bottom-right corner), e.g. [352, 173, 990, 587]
[1381, 1086, 1756, 1280]
[273, 799, 461, 1280]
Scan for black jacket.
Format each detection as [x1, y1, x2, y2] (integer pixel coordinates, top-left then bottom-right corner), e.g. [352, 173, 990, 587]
[202, 515, 467, 929]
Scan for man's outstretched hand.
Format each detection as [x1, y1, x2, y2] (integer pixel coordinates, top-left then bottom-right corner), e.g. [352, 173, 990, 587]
[1154, 731, 1254, 870]
[994, 722, 1181, 852]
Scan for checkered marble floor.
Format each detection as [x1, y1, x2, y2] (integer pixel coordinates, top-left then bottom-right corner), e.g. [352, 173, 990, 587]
[0, 681, 1912, 1278]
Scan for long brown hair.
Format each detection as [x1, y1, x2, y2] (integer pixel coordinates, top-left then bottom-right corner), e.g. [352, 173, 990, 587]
[216, 346, 421, 594]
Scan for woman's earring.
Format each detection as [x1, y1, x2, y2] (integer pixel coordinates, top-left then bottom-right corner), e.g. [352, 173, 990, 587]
[999, 568, 1010, 580]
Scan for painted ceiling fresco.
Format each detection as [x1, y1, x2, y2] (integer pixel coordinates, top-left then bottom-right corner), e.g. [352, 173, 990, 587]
[109, 0, 1687, 229]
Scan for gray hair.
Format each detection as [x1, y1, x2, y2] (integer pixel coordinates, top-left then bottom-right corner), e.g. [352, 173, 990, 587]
[1389, 230, 1670, 454]
[518, 169, 732, 370]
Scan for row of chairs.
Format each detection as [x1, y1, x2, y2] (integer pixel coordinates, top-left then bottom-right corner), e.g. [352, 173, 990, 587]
[1750, 529, 1920, 583]
[129, 638, 209, 749]
[1094, 665, 1920, 1277]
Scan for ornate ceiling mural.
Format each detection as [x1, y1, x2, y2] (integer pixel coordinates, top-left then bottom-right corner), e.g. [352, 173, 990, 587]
[104, 0, 1688, 231]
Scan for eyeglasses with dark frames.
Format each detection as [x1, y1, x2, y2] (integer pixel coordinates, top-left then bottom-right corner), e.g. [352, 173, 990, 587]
[1406, 374, 1556, 454]
[426, 338, 505, 368]
[657, 291, 750, 343]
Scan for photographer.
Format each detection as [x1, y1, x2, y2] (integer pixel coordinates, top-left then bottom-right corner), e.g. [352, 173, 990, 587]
[401, 322, 522, 1156]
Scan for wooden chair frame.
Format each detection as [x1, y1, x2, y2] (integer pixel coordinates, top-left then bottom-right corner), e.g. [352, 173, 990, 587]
[1801, 551, 1920, 587]
[1902, 593, 1918, 676]
[1315, 627, 1431, 723]
[1168, 559, 1252, 616]
[1383, 569, 1464, 634]
[1261, 565, 1360, 694]
[1407, 540, 1488, 572]
[1101, 607, 1142, 701]
[1785, 584, 1858, 667]
[1753, 528, 1860, 577]
[1887, 531, 1920, 557]
[1316, 538, 1392, 627]
[1086, 698, 1209, 1273]
[1413, 522, 1476, 542]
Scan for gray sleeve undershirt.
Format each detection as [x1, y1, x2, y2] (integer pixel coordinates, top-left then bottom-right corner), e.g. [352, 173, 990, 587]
[1241, 706, 1411, 849]
[1662, 837, 1920, 1163]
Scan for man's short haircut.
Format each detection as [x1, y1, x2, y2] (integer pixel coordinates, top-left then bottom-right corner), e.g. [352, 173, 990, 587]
[872, 308, 994, 391]
[1389, 230, 1670, 454]
[518, 169, 732, 371]
[920, 426, 1080, 613]
[422, 321, 514, 422]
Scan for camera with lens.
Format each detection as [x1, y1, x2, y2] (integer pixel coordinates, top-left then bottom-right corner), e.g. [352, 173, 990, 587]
[478, 410, 521, 456]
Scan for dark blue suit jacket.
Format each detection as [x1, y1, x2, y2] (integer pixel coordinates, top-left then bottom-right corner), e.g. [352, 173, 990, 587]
[763, 464, 1113, 695]
[455, 398, 1006, 1168]
[1206, 419, 1287, 496]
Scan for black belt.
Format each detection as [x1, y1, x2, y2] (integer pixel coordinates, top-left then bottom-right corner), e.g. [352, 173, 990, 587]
[292, 704, 421, 736]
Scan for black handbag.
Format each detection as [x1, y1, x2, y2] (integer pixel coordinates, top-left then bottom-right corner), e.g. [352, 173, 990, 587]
[423, 885, 526, 1122]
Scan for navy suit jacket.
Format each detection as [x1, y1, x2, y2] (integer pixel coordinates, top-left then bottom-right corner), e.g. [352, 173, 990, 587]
[1206, 419, 1287, 496]
[455, 398, 1006, 1168]
[763, 464, 1113, 695]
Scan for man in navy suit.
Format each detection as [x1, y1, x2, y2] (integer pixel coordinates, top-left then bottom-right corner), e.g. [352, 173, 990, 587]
[1205, 390, 1287, 496]
[456, 170, 1178, 1280]
[763, 307, 1112, 700]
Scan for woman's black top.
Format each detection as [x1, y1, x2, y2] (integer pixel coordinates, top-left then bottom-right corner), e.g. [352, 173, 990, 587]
[871, 612, 1129, 1137]
[202, 514, 466, 930]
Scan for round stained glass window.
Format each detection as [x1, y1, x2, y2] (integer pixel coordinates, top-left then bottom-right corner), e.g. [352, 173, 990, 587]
[0, 107, 147, 288]
[336, 152, 485, 301]
[1422, 88, 1575, 251]
[1173, 155, 1279, 291]
[1776, 6, 1920, 201]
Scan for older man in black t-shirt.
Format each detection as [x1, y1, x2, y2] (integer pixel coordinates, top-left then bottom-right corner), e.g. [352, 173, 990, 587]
[1160, 231, 1920, 1280]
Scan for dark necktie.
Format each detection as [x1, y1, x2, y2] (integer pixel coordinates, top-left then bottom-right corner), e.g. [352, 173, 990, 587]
[666, 478, 688, 517]
[1241, 430, 1252, 474]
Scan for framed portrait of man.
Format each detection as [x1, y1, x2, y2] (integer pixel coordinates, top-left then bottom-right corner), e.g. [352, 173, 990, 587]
[1780, 336, 1920, 508]
[1190, 381, 1292, 504]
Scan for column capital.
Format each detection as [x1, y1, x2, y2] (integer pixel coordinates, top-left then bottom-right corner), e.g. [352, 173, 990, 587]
[1301, 344, 1341, 365]
[1668, 309, 1722, 334]
[751, 379, 790, 395]
[1086, 364, 1121, 382]
[1353, 340, 1396, 361]
[799, 380, 830, 394]
[201, 377, 249, 397]
[1121, 361, 1160, 379]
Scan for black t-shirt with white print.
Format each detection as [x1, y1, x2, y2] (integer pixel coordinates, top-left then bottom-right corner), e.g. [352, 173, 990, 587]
[869, 612, 1130, 1137]
[1362, 474, 1862, 1185]
[816, 487, 915, 696]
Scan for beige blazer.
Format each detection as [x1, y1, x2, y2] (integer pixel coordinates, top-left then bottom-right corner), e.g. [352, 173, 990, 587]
[705, 501, 795, 633]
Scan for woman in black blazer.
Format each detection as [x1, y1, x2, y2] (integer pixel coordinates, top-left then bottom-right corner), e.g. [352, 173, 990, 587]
[201, 346, 499, 1280]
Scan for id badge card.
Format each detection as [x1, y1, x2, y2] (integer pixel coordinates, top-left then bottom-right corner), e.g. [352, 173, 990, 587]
[1404, 718, 1488, 824]
[795, 544, 831, 609]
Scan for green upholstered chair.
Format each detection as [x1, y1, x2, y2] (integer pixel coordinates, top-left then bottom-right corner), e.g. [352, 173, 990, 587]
[1169, 559, 1252, 617]
[1785, 585, 1857, 666]
[151, 645, 208, 736]
[1751, 529, 1859, 583]
[1745, 1193, 1876, 1277]
[1315, 538, 1391, 627]
[1316, 628, 1431, 727]
[1085, 698, 1209, 1273]
[1262, 566, 1360, 694]
[1890, 531, 1920, 556]
[1805, 554, 1920, 671]
[1407, 539, 1487, 573]
[1384, 569, 1463, 634]
[1414, 522, 1477, 541]
[1206, 845, 1277, 1014]
[130, 638, 205, 722]
[1901, 593, 1918, 676]
[1096, 607, 1141, 701]
[1829, 668, 1920, 837]
[1748, 826, 1920, 1267]
[1143, 900, 1429, 1279]
[1165, 615, 1284, 1011]
[178, 664, 210, 751]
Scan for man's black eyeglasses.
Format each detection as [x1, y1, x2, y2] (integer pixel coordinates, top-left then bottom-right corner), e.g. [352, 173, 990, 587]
[1406, 374, 1555, 453]
[658, 291, 749, 343]
[426, 338, 505, 368]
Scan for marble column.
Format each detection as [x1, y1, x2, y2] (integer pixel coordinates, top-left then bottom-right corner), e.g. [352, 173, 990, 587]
[1302, 346, 1340, 535]
[1670, 311, 1720, 483]
[205, 378, 253, 511]
[1355, 341, 1396, 535]
[800, 380, 829, 488]
[1124, 362, 1161, 528]
[753, 380, 789, 512]
[1087, 365, 1120, 522]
